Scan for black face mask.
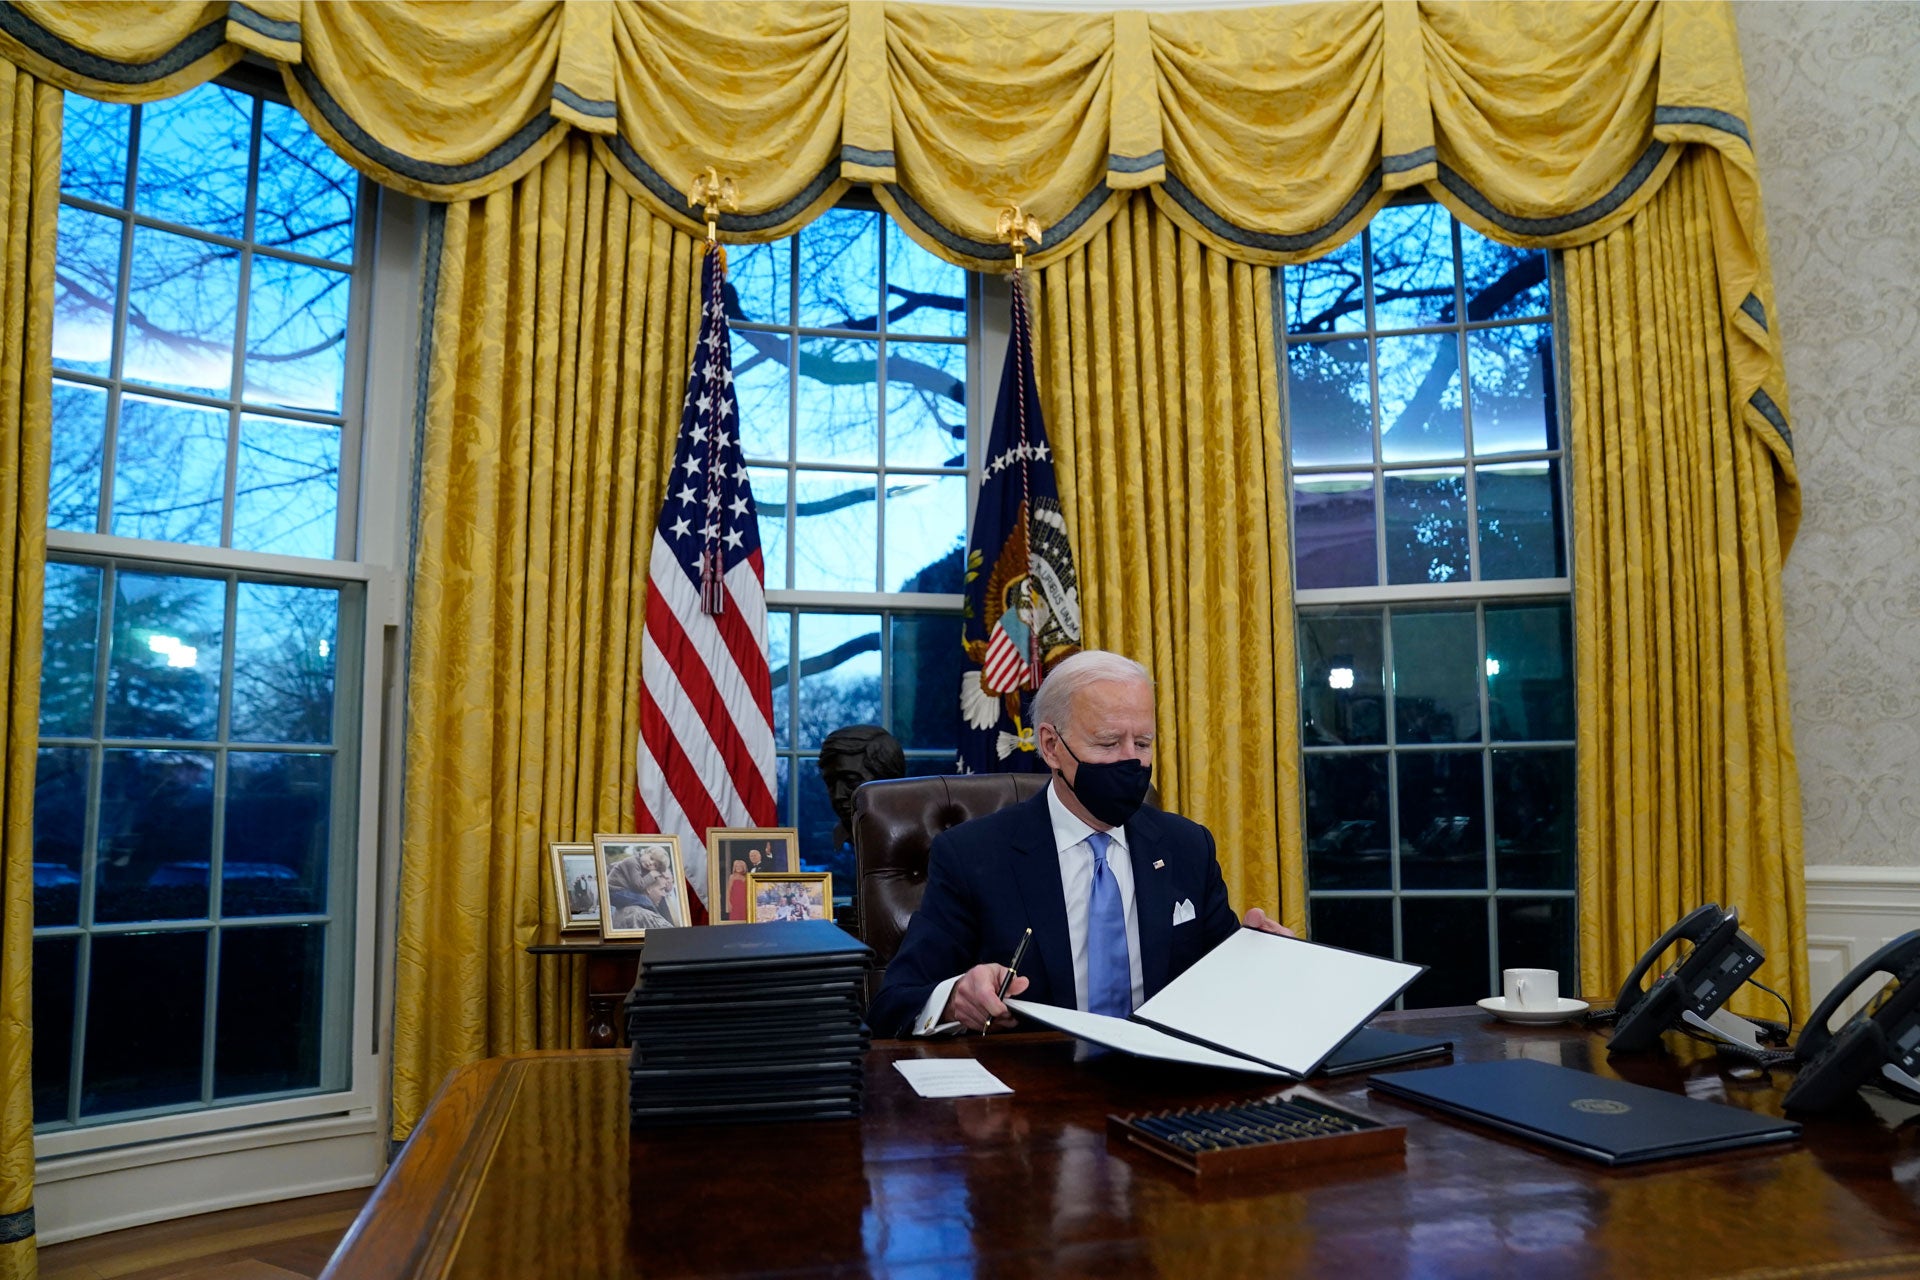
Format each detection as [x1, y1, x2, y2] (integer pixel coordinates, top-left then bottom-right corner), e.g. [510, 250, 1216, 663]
[1056, 739, 1152, 828]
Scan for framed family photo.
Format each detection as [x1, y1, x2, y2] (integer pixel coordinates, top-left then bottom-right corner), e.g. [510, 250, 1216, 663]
[594, 834, 690, 940]
[706, 827, 798, 924]
[747, 872, 833, 923]
[548, 842, 600, 933]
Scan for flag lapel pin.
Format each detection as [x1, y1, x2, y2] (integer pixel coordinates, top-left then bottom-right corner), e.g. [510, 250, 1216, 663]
[1152, 860, 1165, 870]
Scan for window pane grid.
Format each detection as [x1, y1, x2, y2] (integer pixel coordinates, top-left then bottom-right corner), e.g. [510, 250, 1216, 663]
[39, 75, 368, 1133]
[33, 912, 335, 936]
[49, 369, 348, 427]
[219, 106, 261, 545]
[52, 87, 357, 559]
[34, 554, 354, 1129]
[1321, 315, 1557, 341]
[1289, 206, 1571, 1008]
[200, 926, 224, 1107]
[1302, 739, 1576, 754]
[1288, 215, 1560, 595]
[731, 203, 972, 900]
[1308, 889, 1576, 899]
[1300, 597, 1576, 1005]
[729, 214, 968, 596]
[768, 603, 963, 888]
[59, 195, 355, 272]
[39, 737, 341, 752]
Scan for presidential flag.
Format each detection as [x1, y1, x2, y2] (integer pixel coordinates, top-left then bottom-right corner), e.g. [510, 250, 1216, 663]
[636, 243, 776, 914]
[957, 271, 1082, 773]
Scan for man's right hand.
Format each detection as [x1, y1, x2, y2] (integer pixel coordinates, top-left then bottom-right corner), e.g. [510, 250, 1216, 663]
[943, 963, 1030, 1032]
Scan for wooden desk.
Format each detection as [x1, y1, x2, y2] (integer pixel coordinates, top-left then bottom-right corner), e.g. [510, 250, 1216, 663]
[325, 1009, 1920, 1279]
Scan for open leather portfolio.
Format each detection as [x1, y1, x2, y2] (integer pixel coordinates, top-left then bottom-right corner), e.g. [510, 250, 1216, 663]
[1007, 927, 1425, 1078]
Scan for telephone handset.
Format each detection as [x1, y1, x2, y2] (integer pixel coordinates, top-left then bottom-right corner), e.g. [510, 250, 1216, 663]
[1783, 930, 1920, 1114]
[1608, 903, 1766, 1053]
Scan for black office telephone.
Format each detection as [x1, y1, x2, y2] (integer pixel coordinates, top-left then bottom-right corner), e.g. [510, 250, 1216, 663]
[1608, 903, 1767, 1053]
[1782, 930, 1920, 1114]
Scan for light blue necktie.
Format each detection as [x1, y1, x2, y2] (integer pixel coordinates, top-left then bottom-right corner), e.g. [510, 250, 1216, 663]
[1085, 831, 1132, 1017]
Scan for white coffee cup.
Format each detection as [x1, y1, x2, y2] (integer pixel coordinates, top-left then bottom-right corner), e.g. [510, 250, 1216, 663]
[1503, 967, 1559, 1010]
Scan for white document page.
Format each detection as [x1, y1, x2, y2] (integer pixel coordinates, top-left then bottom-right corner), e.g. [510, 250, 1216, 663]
[1004, 999, 1285, 1076]
[893, 1058, 1015, 1098]
[1133, 929, 1423, 1076]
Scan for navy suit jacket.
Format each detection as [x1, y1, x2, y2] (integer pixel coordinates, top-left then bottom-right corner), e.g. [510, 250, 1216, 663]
[869, 787, 1240, 1037]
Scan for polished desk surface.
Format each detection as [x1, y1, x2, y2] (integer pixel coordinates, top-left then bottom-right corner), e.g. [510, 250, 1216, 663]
[326, 1008, 1920, 1279]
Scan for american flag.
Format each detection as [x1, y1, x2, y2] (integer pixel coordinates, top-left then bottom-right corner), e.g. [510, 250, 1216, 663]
[636, 243, 776, 916]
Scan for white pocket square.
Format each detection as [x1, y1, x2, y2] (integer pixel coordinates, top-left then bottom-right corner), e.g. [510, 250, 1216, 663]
[1171, 898, 1196, 926]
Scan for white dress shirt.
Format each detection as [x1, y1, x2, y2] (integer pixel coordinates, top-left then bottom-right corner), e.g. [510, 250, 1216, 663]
[912, 781, 1146, 1035]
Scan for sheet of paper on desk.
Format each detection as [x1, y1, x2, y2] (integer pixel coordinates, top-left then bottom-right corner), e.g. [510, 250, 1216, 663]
[1004, 1000, 1285, 1075]
[894, 1058, 1015, 1098]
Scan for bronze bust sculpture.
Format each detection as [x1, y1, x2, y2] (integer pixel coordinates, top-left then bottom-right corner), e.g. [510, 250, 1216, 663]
[818, 724, 906, 844]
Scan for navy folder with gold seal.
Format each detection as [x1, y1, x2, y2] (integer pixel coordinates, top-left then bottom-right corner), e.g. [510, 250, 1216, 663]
[1366, 1058, 1800, 1165]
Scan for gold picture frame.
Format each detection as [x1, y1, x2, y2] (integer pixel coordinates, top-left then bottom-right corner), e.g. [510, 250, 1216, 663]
[706, 826, 799, 923]
[747, 871, 833, 923]
[594, 833, 691, 940]
[548, 841, 600, 933]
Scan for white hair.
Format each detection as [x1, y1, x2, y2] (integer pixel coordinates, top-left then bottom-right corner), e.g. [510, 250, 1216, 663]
[1031, 650, 1153, 734]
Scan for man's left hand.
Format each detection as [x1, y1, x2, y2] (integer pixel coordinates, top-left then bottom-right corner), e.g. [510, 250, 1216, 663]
[1242, 907, 1296, 938]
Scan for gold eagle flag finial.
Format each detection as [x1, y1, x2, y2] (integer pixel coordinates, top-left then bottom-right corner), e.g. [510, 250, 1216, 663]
[997, 205, 1043, 272]
[687, 167, 740, 243]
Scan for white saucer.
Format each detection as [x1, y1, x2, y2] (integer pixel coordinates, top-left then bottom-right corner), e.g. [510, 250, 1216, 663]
[1477, 996, 1589, 1025]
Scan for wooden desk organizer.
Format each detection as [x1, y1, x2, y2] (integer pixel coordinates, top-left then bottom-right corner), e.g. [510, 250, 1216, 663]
[1108, 1091, 1405, 1177]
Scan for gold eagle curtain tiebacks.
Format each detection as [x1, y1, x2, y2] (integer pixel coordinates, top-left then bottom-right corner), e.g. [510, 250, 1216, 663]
[688, 165, 739, 245]
[998, 204, 1043, 275]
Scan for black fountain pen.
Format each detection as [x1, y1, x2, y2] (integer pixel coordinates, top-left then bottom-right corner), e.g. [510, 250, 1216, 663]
[982, 927, 1033, 1035]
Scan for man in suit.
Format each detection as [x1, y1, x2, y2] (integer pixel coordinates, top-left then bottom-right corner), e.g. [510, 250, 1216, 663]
[870, 650, 1290, 1037]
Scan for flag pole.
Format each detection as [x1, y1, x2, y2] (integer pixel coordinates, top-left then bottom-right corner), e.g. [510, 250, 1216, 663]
[997, 206, 1045, 687]
[688, 168, 742, 616]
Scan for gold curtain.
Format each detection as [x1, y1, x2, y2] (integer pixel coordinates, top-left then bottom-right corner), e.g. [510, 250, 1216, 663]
[0, 0, 1809, 1140]
[1563, 148, 1806, 1016]
[594, 0, 852, 234]
[1032, 194, 1301, 934]
[0, 58, 59, 1280]
[391, 136, 701, 1139]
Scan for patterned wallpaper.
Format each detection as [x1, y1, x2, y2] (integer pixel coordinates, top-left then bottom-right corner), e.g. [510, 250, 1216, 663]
[1736, 2, 1920, 868]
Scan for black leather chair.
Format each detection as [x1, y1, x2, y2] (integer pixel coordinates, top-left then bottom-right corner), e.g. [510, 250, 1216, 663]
[850, 773, 1047, 995]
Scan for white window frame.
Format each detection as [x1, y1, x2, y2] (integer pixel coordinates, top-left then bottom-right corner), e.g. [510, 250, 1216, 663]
[1284, 214, 1577, 1006]
[32, 76, 418, 1222]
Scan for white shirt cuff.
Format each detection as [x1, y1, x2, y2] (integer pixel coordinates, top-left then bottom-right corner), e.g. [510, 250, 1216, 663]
[913, 975, 965, 1036]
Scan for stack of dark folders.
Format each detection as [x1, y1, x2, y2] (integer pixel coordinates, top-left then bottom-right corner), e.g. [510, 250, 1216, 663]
[625, 919, 873, 1127]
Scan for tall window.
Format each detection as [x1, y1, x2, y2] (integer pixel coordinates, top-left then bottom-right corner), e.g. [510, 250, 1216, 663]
[726, 204, 972, 884]
[33, 79, 368, 1132]
[1284, 203, 1574, 1008]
